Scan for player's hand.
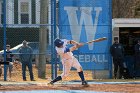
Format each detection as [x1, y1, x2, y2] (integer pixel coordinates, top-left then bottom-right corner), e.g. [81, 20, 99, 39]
[70, 43, 84, 51]
[76, 43, 84, 48]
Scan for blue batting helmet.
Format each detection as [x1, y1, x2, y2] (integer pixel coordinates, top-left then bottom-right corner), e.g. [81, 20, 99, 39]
[54, 38, 64, 47]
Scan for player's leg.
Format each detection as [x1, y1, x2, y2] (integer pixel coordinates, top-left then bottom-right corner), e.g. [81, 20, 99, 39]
[72, 57, 88, 86]
[48, 76, 62, 85]
[48, 60, 72, 85]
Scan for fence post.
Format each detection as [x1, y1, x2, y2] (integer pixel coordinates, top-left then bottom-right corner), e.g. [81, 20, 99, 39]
[51, 0, 57, 80]
[3, 0, 7, 81]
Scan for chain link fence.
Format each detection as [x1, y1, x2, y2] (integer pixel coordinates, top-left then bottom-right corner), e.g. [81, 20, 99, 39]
[0, 25, 53, 81]
[0, 0, 53, 81]
[0, 0, 112, 82]
[58, 0, 112, 81]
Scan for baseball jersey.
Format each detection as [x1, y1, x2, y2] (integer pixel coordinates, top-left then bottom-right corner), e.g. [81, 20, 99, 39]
[55, 39, 73, 60]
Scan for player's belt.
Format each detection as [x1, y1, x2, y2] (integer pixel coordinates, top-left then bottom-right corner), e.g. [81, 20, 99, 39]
[62, 56, 74, 61]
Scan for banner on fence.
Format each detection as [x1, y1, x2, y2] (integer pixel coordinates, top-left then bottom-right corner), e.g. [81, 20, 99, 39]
[59, 0, 112, 70]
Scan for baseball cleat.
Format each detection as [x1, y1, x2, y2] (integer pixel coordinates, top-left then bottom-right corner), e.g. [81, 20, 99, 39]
[82, 81, 89, 87]
[47, 81, 54, 85]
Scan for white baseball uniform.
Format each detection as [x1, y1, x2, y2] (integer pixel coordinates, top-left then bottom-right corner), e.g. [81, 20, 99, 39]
[55, 39, 82, 79]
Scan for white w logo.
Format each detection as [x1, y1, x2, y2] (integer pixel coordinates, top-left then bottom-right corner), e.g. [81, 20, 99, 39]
[64, 7, 102, 50]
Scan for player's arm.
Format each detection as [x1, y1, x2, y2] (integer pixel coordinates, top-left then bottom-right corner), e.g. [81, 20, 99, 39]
[68, 40, 79, 45]
[60, 40, 83, 52]
[70, 43, 83, 51]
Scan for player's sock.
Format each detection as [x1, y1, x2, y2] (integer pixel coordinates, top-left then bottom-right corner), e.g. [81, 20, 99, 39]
[78, 71, 85, 81]
[51, 76, 62, 83]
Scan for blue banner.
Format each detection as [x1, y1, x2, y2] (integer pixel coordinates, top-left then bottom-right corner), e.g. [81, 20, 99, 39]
[59, 0, 112, 70]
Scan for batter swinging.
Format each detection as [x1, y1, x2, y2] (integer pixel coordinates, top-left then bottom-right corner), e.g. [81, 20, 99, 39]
[48, 38, 88, 86]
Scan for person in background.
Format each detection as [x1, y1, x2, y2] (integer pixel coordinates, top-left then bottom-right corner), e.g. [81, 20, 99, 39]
[19, 40, 35, 81]
[110, 37, 124, 79]
[134, 39, 140, 79]
[2, 45, 14, 80]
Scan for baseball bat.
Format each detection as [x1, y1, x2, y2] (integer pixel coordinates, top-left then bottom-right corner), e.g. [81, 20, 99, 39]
[84, 37, 107, 44]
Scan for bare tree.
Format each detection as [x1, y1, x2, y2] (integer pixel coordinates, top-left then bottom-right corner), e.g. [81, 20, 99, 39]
[112, 0, 140, 18]
[38, 0, 49, 78]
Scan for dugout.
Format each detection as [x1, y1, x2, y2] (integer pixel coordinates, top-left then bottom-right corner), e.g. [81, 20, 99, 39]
[112, 18, 140, 78]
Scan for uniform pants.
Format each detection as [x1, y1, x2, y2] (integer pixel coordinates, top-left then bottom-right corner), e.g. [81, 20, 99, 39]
[61, 57, 82, 79]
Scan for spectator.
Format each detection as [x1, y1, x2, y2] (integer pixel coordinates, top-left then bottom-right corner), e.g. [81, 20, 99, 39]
[134, 39, 140, 78]
[3, 45, 14, 80]
[110, 37, 124, 79]
[19, 40, 35, 81]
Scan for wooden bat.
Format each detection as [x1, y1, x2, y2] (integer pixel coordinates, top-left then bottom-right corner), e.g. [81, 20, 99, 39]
[85, 37, 107, 44]
[75, 37, 107, 48]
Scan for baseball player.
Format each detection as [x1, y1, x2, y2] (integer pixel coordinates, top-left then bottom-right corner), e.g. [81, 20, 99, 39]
[48, 38, 88, 86]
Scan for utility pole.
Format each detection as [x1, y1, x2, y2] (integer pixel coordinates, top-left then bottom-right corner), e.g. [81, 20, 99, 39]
[38, 0, 49, 78]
